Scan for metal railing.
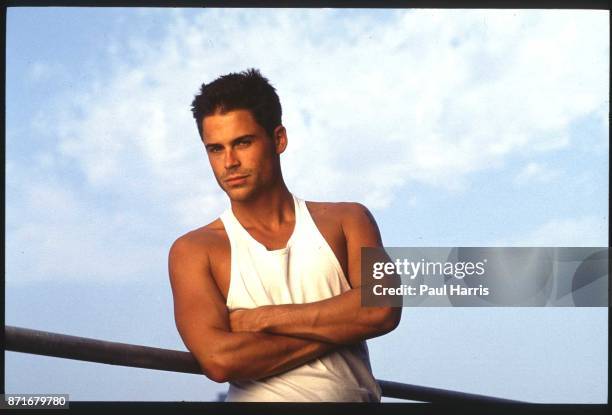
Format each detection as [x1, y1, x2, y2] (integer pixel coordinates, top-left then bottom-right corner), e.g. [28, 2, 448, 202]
[4, 325, 524, 403]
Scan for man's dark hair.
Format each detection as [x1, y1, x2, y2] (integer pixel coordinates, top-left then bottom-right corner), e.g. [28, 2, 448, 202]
[191, 68, 282, 140]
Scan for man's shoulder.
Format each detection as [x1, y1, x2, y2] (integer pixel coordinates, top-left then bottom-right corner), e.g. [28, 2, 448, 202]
[305, 200, 374, 222]
[306, 200, 380, 243]
[169, 218, 229, 257]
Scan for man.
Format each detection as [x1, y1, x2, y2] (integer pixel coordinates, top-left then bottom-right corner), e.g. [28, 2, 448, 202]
[168, 68, 401, 402]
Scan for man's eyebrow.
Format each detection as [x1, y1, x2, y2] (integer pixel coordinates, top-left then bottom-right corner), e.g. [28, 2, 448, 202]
[231, 134, 256, 142]
[205, 134, 256, 149]
[204, 142, 222, 150]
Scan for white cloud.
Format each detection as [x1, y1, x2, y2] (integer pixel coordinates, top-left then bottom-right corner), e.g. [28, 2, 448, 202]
[47, 9, 610, 209]
[496, 216, 608, 246]
[513, 162, 561, 185]
[7, 9, 609, 282]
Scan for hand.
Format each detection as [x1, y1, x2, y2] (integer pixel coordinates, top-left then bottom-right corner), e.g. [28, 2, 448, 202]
[229, 308, 261, 333]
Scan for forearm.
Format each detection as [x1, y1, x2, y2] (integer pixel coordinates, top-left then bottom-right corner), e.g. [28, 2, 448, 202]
[234, 288, 399, 345]
[198, 328, 338, 382]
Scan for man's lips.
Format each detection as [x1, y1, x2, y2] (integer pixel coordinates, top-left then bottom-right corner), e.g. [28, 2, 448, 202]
[225, 175, 249, 184]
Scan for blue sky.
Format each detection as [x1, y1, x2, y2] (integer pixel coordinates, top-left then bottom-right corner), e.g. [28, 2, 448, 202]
[5, 8, 609, 402]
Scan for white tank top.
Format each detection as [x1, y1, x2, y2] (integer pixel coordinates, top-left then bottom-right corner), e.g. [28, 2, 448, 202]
[219, 194, 381, 402]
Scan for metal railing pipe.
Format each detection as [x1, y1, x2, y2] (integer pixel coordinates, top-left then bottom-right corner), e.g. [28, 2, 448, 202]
[4, 325, 524, 403]
[4, 325, 202, 374]
[376, 380, 523, 403]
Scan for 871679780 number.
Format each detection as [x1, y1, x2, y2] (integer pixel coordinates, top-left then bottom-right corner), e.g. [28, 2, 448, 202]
[1, 394, 69, 409]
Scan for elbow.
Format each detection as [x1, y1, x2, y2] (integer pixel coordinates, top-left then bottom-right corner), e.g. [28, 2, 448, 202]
[205, 365, 231, 384]
[187, 331, 239, 383]
[196, 354, 232, 383]
[377, 307, 401, 334]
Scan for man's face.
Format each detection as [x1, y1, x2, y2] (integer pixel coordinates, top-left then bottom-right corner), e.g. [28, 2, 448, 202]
[202, 109, 286, 202]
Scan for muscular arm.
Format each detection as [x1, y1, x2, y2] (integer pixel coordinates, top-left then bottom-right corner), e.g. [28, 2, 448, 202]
[230, 203, 402, 345]
[168, 236, 338, 383]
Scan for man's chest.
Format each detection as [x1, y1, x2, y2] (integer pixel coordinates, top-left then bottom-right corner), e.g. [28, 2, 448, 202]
[209, 214, 348, 301]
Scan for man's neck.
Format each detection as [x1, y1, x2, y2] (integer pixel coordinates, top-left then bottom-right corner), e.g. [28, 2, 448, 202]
[230, 183, 295, 231]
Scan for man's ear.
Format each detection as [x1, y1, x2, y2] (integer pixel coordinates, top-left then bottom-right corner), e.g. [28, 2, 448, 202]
[273, 125, 288, 155]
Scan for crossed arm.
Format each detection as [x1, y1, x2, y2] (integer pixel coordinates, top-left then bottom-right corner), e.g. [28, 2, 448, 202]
[169, 235, 339, 383]
[168, 203, 401, 383]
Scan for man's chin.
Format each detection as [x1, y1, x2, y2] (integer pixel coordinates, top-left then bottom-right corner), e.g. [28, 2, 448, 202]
[224, 186, 256, 202]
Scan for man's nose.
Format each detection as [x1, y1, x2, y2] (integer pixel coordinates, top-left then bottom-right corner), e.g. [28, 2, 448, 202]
[224, 149, 240, 169]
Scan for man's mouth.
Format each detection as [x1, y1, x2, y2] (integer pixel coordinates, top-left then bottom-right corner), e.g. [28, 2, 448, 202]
[225, 175, 249, 185]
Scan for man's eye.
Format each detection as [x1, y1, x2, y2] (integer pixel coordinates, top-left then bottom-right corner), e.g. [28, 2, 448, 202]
[236, 140, 251, 147]
[208, 147, 222, 153]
